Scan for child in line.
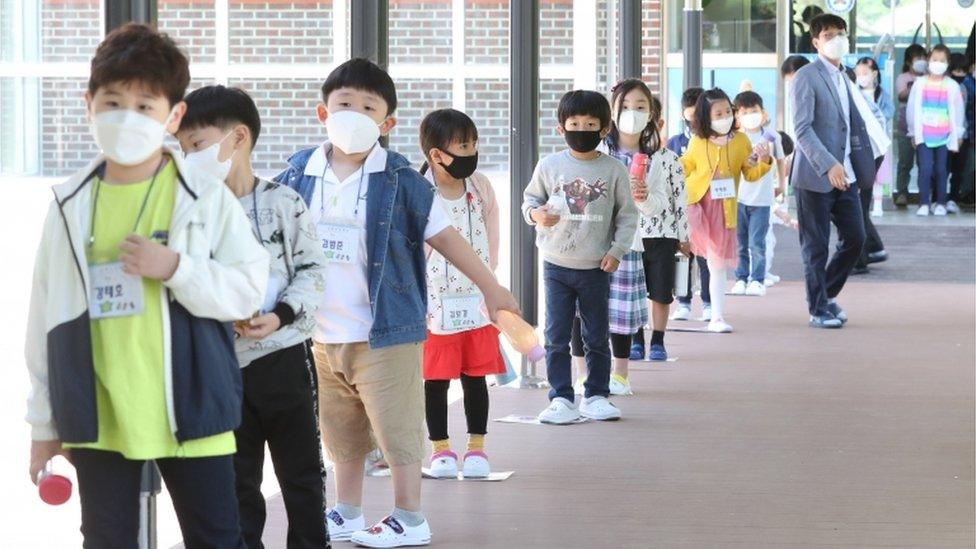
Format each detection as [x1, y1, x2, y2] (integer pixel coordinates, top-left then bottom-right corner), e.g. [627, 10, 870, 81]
[765, 131, 800, 287]
[681, 88, 772, 333]
[907, 44, 966, 217]
[274, 58, 518, 548]
[729, 91, 786, 297]
[853, 56, 893, 273]
[569, 79, 670, 392]
[894, 44, 929, 206]
[417, 109, 505, 479]
[523, 90, 638, 425]
[176, 85, 329, 548]
[668, 87, 712, 323]
[26, 24, 269, 547]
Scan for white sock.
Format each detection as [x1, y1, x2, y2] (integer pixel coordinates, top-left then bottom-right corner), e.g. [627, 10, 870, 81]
[707, 260, 727, 322]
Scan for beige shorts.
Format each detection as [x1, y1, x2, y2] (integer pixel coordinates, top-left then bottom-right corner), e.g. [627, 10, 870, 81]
[312, 341, 424, 466]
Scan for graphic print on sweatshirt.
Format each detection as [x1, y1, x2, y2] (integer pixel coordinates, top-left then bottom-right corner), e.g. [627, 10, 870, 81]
[549, 175, 609, 219]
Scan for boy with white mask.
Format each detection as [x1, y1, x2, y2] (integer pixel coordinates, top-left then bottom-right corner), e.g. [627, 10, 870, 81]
[25, 24, 269, 547]
[176, 85, 329, 548]
[275, 58, 519, 548]
[730, 91, 786, 296]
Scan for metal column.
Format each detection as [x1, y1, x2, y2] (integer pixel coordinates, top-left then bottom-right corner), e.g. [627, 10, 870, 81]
[104, 0, 155, 33]
[682, 0, 703, 90]
[618, 0, 643, 80]
[350, 0, 389, 70]
[509, 0, 545, 388]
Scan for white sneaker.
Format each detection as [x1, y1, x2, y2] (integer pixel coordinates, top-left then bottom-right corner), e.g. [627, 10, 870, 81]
[609, 374, 633, 396]
[916, 205, 930, 216]
[326, 507, 366, 541]
[707, 319, 734, 333]
[764, 273, 780, 287]
[573, 376, 586, 396]
[745, 280, 766, 296]
[580, 396, 622, 421]
[350, 516, 431, 548]
[670, 304, 691, 321]
[428, 450, 458, 479]
[946, 200, 960, 214]
[699, 305, 713, 322]
[461, 451, 490, 478]
[933, 204, 948, 216]
[538, 397, 581, 425]
[729, 280, 747, 295]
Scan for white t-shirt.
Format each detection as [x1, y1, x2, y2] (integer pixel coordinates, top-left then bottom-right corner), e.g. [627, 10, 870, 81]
[737, 129, 785, 207]
[305, 142, 451, 344]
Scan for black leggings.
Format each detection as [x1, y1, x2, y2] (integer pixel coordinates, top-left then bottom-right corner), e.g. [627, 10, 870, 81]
[424, 374, 489, 441]
[569, 316, 632, 359]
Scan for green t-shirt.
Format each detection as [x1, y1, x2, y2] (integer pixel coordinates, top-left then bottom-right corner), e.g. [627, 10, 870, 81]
[66, 160, 236, 459]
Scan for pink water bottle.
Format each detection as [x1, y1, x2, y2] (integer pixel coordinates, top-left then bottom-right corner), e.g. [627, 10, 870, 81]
[496, 310, 546, 363]
[629, 152, 649, 181]
[37, 461, 72, 505]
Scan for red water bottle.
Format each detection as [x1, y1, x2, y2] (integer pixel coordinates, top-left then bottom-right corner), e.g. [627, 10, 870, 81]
[629, 152, 649, 181]
[37, 461, 72, 505]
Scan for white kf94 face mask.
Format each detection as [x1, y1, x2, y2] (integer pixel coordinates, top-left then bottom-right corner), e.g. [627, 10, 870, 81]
[183, 132, 236, 182]
[91, 108, 175, 166]
[325, 110, 382, 154]
[711, 116, 734, 135]
[739, 112, 763, 131]
[616, 109, 650, 135]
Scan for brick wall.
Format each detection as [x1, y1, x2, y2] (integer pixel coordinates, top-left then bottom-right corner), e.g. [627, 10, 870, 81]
[9, 0, 666, 177]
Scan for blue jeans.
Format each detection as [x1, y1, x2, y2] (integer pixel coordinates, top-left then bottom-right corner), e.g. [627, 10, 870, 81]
[916, 143, 949, 206]
[543, 262, 610, 402]
[735, 204, 770, 283]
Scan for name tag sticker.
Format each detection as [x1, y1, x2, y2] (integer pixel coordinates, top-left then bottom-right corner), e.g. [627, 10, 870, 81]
[441, 293, 484, 332]
[89, 261, 144, 319]
[710, 178, 736, 200]
[317, 221, 360, 264]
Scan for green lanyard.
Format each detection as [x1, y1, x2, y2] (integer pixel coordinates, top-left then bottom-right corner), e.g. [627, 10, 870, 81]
[88, 157, 167, 249]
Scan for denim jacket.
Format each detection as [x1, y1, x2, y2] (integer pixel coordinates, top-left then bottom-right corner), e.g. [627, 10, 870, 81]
[274, 146, 434, 349]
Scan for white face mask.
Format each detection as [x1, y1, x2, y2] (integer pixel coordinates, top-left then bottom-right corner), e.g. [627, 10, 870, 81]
[820, 35, 849, 61]
[711, 116, 734, 135]
[912, 59, 928, 74]
[929, 61, 949, 76]
[325, 110, 382, 154]
[856, 73, 876, 89]
[616, 109, 650, 135]
[91, 108, 174, 166]
[739, 112, 763, 130]
[184, 132, 235, 182]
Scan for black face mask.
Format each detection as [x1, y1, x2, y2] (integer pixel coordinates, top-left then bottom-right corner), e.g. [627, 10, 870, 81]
[951, 74, 967, 84]
[439, 150, 479, 180]
[564, 130, 603, 153]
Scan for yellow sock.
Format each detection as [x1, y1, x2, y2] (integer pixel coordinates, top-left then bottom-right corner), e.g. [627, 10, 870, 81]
[467, 434, 485, 453]
[431, 439, 450, 454]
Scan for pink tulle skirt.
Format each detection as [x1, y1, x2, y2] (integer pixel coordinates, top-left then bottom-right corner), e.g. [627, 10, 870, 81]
[688, 192, 737, 269]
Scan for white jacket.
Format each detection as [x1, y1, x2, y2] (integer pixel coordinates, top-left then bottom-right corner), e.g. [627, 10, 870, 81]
[906, 75, 965, 152]
[26, 148, 269, 442]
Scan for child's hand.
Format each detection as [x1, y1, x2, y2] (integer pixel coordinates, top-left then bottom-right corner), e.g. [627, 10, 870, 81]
[631, 178, 649, 202]
[241, 313, 280, 340]
[789, 218, 799, 230]
[119, 234, 179, 281]
[29, 439, 69, 484]
[531, 205, 561, 227]
[483, 283, 521, 322]
[600, 254, 620, 273]
[679, 241, 691, 256]
[753, 142, 772, 163]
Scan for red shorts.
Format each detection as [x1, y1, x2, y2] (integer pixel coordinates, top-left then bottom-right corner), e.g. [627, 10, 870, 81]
[423, 325, 506, 381]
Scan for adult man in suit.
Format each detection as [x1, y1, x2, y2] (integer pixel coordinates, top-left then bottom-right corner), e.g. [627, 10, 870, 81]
[791, 13, 876, 329]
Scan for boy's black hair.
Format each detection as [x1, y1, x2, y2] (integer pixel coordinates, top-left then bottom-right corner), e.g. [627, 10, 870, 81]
[902, 44, 928, 73]
[605, 78, 662, 156]
[778, 131, 795, 158]
[321, 58, 398, 115]
[681, 87, 705, 109]
[557, 90, 612, 130]
[930, 44, 952, 60]
[181, 85, 262, 147]
[733, 90, 764, 110]
[692, 87, 733, 140]
[949, 51, 969, 73]
[809, 13, 847, 39]
[418, 108, 479, 175]
[88, 23, 189, 107]
[780, 55, 811, 77]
